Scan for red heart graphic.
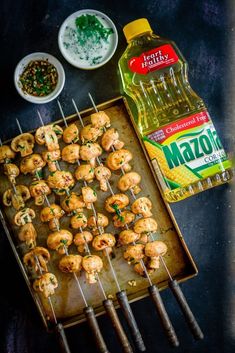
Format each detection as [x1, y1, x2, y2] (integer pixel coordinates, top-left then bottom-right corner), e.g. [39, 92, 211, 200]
[128, 56, 148, 74]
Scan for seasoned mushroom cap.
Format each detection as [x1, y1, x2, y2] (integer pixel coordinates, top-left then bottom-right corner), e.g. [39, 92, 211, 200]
[40, 204, 65, 222]
[131, 197, 152, 218]
[3, 185, 31, 210]
[29, 180, 51, 205]
[82, 255, 103, 273]
[62, 144, 80, 164]
[90, 111, 110, 128]
[118, 230, 140, 245]
[47, 229, 73, 254]
[87, 213, 109, 231]
[74, 231, 93, 246]
[105, 193, 129, 213]
[59, 255, 83, 273]
[18, 223, 37, 248]
[101, 128, 124, 152]
[117, 172, 141, 192]
[106, 149, 132, 171]
[20, 154, 46, 175]
[14, 208, 36, 226]
[11, 133, 35, 157]
[47, 170, 75, 194]
[35, 124, 63, 150]
[63, 123, 79, 144]
[133, 217, 158, 234]
[145, 241, 168, 258]
[42, 149, 61, 162]
[61, 193, 85, 213]
[113, 210, 135, 228]
[70, 212, 87, 229]
[75, 164, 95, 182]
[79, 143, 102, 161]
[80, 124, 102, 143]
[23, 246, 50, 272]
[123, 244, 145, 262]
[92, 233, 116, 251]
[3, 163, 20, 183]
[0, 145, 16, 163]
[33, 273, 58, 298]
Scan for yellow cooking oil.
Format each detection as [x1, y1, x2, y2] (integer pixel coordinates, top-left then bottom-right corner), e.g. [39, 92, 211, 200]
[118, 18, 233, 202]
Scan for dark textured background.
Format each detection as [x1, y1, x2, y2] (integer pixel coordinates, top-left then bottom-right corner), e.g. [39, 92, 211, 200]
[0, 0, 234, 352]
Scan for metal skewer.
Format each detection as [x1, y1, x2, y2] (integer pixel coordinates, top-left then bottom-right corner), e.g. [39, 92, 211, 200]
[88, 94, 203, 341]
[72, 98, 148, 351]
[56, 103, 134, 353]
[86, 93, 182, 347]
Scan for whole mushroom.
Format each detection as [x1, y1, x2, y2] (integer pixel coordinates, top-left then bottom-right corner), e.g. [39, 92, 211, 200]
[33, 273, 58, 298]
[75, 164, 95, 183]
[61, 193, 85, 214]
[80, 124, 102, 143]
[133, 217, 158, 234]
[70, 212, 87, 229]
[0, 145, 16, 163]
[123, 244, 145, 263]
[118, 230, 140, 245]
[74, 231, 93, 253]
[117, 172, 141, 195]
[145, 241, 168, 269]
[47, 229, 73, 254]
[79, 143, 102, 167]
[106, 149, 132, 172]
[131, 197, 153, 218]
[11, 133, 35, 157]
[42, 150, 61, 172]
[87, 213, 109, 235]
[59, 255, 83, 273]
[101, 128, 124, 152]
[20, 154, 46, 175]
[82, 255, 103, 284]
[81, 186, 97, 209]
[113, 210, 135, 228]
[94, 165, 111, 192]
[3, 163, 20, 184]
[92, 233, 116, 255]
[47, 170, 75, 195]
[29, 180, 51, 206]
[63, 123, 79, 144]
[62, 144, 80, 164]
[105, 193, 129, 213]
[90, 111, 110, 129]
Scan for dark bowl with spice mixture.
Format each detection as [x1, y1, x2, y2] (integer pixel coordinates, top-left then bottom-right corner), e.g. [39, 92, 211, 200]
[14, 52, 65, 103]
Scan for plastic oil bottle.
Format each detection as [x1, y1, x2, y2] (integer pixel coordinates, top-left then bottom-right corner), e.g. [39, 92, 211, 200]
[118, 18, 233, 202]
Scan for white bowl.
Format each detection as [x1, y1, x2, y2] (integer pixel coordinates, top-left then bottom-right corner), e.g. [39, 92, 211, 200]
[58, 9, 118, 69]
[14, 52, 65, 104]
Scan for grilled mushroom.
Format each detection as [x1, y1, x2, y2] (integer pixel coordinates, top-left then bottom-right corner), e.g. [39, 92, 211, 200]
[92, 233, 116, 255]
[117, 172, 141, 195]
[145, 241, 167, 269]
[74, 231, 93, 253]
[94, 165, 111, 192]
[118, 230, 140, 245]
[3, 185, 31, 210]
[47, 229, 73, 254]
[101, 128, 124, 152]
[40, 204, 64, 231]
[70, 212, 87, 229]
[90, 111, 110, 128]
[42, 150, 61, 172]
[23, 247, 50, 273]
[106, 149, 132, 172]
[47, 170, 75, 195]
[87, 213, 109, 235]
[79, 143, 102, 167]
[29, 180, 51, 206]
[18, 223, 37, 248]
[63, 123, 79, 144]
[62, 144, 80, 164]
[14, 208, 36, 226]
[81, 186, 97, 209]
[82, 255, 103, 284]
[11, 133, 35, 157]
[20, 154, 46, 175]
[61, 193, 85, 214]
[0, 145, 16, 163]
[80, 124, 102, 143]
[3, 163, 20, 184]
[105, 193, 129, 213]
[131, 197, 152, 218]
[113, 210, 135, 228]
[75, 164, 95, 183]
[59, 255, 83, 273]
[133, 218, 158, 234]
[123, 244, 145, 263]
[35, 124, 63, 151]
[33, 273, 58, 298]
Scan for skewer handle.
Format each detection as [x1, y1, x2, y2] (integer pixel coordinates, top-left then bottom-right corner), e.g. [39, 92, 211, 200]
[55, 323, 71, 353]
[116, 290, 146, 351]
[103, 299, 133, 353]
[83, 306, 110, 353]
[168, 279, 204, 340]
[148, 285, 179, 347]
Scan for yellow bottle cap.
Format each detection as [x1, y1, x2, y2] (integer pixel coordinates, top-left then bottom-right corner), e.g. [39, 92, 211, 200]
[123, 18, 153, 42]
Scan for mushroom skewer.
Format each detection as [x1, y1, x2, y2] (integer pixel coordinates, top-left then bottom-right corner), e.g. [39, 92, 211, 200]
[88, 95, 204, 342]
[57, 101, 134, 353]
[36, 110, 112, 353]
[86, 94, 182, 347]
[71, 99, 147, 352]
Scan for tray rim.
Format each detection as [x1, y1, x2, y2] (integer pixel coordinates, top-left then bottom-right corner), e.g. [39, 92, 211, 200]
[0, 95, 198, 331]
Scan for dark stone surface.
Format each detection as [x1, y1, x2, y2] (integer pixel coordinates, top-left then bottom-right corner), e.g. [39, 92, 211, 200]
[0, 0, 234, 352]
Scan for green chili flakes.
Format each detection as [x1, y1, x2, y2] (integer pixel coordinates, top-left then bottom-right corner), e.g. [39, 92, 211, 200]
[19, 60, 58, 97]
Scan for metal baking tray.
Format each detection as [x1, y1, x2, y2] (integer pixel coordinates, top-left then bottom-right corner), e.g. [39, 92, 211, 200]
[0, 96, 197, 330]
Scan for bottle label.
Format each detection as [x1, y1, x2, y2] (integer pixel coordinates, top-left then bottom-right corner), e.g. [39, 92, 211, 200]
[143, 111, 231, 190]
[128, 44, 178, 75]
